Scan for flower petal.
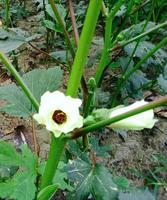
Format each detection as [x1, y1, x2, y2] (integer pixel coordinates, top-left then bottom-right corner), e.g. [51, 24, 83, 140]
[33, 91, 83, 137]
[109, 100, 157, 130]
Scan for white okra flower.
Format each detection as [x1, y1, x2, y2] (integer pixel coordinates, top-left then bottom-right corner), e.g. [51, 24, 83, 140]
[109, 100, 158, 130]
[33, 91, 83, 137]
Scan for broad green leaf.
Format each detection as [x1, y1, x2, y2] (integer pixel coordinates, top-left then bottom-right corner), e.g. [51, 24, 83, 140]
[0, 84, 32, 117]
[0, 67, 63, 117]
[38, 161, 74, 192]
[90, 137, 112, 158]
[118, 189, 155, 200]
[50, 50, 67, 63]
[43, 20, 57, 31]
[113, 176, 129, 190]
[66, 159, 118, 200]
[53, 161, 74, 191]
[23, 67, 63, 102]
[0, 27, 39, 53]
[124, 41, 166, 67]
[0, 165, 17, 180]
[67, 140, 90, 162]
[37, 184, 59, 200]
[46, 4, 67, 21]
[157, 65, 167, 93]
[121, 21, 156, 40]
[66, 159, 91, 184]
[0, 142, 37, 171]
[20, 144, 37, 171]
[157, 74, 167, 93]
[0, 142, 37, 200]
[0, 141, 23, 166]
[90, 164, 118, 200]
[0, 171, 36, 200]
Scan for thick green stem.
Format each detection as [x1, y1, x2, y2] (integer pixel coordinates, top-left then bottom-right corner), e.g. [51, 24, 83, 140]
[66, 0, 102, 97]
[49, 0, 88, 104]
[40, 135, 67, 189]
[120, 21, 167, 47]
[69, 96, 167, 139]
[83, 0, 123, 116]
[40, 0, 102, 190]
[0, 52, 39, 111]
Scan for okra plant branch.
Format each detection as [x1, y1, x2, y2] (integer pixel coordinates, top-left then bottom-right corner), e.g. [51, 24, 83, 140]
[66, 0, 102, 97]
[69, 96, 167, 139]
[41, 0, 102, 189]
[125, 36, 167, 78]
[121, 6, 153, 82]
[111, 36, 167, 106]
[40, 135, 67, 189]
[49, 0, 75, 58]
[0, 52, 39, 111]
[95, 0, 124, 85]
[49, 0, 88, 104]
[119, 20, 167, 47]
[83, 0, 124, 116]
[68, 0, 89, 148]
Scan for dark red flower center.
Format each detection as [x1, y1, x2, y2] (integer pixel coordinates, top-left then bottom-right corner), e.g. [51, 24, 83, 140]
[52, 110, 67, 124]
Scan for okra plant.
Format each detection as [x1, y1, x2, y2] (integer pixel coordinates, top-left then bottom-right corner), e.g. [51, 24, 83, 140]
[0, 0, 167, 199]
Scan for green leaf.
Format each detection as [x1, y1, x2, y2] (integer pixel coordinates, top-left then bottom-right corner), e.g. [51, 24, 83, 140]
[38, 161, 74, 192]
[0, 142, 37, 200]
[90, 137, 112, 158]
[0, 141, 23, 167]
[53, 161, 74, 191]
[0, 84, 33, 117]
[0, 67, 63, 117]
[124, 41, 166, 67]
[113, 176, 129, 190]
[66, 159, 91, 184]
[20, 144, 37, 171]
[43, 20, 57, 31]
[121, 21, 156, 40]
[157, 64, 167, 93]
[118, 189, 155, 200]
[0, 165, 17, 180]
[0, 171, 37, 200]
[0, 142, 37, 171]
[50, 50, 67, 63]
[46, 4, 67, 21]
[0, 27, 39, 53]
[67, 140, 90, 162]
[37, 184, 59, 200]
[66, 160, 118, 200]
[157, 74, 167, 93]
[90, 164, 118, 200]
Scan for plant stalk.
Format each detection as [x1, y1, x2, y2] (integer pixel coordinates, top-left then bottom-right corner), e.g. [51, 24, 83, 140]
[49, 0, 75, 58]
[40, 0, 102, 190]
[95, 0, 124, 85]
[70, 96, 167, 139]
[40, 135, 67, 189]
[0, 52, 39, 111]
[111, 36, 167, 106]
[120, 21, 167, 47]
[66, 0, 102, 97]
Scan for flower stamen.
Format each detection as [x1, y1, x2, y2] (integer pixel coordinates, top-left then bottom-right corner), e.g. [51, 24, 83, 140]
[52, 110, 67, 124]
